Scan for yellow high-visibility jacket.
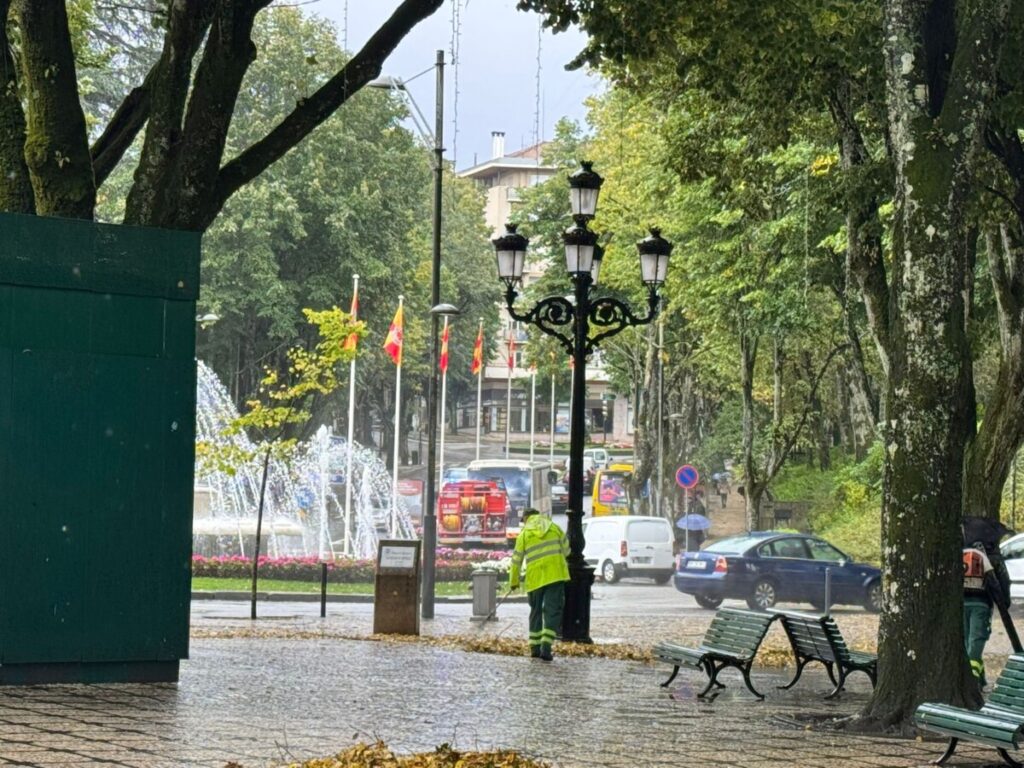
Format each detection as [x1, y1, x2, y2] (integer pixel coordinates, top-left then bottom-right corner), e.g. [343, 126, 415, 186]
[510, 515, 569, 593]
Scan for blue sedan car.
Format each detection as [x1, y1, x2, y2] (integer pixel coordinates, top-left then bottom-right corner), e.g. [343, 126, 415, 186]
[673, 532, 882, 612]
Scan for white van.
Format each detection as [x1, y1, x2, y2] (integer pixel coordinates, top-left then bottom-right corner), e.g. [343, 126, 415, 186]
[583, 515, 675, 584]
[583, 447, 611, 469]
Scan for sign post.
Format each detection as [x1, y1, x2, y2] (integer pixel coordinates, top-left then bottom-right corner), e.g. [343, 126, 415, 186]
[373, 539, 422, 635]
[675, 465, 700, 553]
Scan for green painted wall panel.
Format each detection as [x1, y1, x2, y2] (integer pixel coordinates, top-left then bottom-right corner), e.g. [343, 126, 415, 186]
[0, 213, 197, 678]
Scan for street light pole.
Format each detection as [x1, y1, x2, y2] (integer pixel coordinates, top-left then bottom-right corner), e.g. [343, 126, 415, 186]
[420, 49, 445, 620]
[491, 162, 672, 642]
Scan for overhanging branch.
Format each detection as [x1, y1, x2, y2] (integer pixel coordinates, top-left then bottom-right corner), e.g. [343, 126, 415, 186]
[210, 0, 444, 225]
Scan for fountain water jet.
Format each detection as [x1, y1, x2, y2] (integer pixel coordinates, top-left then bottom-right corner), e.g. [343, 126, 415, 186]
[193, 361, 414, 559]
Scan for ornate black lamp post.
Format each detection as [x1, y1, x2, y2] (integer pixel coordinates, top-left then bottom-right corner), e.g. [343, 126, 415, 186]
[492, 161, 673, 641]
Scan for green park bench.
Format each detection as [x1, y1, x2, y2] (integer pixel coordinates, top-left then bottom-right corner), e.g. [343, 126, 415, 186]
[773, 609, 878, 698]
[915, 654, 1024, 767]
[654, 607, 776, 699]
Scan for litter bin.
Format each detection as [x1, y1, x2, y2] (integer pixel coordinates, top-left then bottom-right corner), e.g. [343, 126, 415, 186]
[470, 569, 498, 621]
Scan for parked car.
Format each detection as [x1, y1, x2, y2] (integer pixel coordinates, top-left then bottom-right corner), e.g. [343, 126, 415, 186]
[1000, 532, 1024, 600]
[551, 481, 569, 514]
[673, 532, 883, 612]
[582, 515, 675, 584]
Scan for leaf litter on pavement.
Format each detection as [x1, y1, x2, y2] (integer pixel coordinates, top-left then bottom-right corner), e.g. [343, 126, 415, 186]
[279, 740, 549, 767]
[193, 613, 880, 669]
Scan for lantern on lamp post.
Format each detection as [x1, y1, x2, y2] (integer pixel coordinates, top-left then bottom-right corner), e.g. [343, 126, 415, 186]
[492, 162, 673, 642]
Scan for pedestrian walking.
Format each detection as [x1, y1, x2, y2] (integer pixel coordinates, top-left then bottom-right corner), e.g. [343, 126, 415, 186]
[962, 517, 1014, 687]
[509, 508, 569, 661]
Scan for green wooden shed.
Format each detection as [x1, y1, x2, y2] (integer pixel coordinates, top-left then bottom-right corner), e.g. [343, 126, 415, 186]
[0, 212, 198, 684]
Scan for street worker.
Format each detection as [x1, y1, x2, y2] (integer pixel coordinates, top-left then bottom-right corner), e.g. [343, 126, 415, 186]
[963, 517, 1015, 687]
[509, 508, 569, 661]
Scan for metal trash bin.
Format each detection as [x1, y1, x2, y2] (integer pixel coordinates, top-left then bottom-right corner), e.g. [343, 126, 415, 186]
[470, 569, 498, 621]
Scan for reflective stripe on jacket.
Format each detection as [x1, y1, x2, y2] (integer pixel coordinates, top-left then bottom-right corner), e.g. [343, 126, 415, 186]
[510, 515, 569, 593]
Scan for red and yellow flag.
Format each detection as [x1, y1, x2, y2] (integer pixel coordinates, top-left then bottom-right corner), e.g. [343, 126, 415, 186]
[342, 288, 359, 352]
[507, 334, 516, 370]
[439, 322, 450, 373]
[471, 325, 484, 375]
[383, 303, 404, 365]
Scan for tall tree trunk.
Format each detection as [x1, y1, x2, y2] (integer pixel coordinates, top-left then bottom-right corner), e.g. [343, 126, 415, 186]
[771, 336, 784, 469]
[740, 331, 761, 530]
[628, 328, 658, 515]
[0, 2, 34, 213]
[828, 78, 891, 376]
[13, 0, 95, 217]
[963, 226, 1024, 520]
[863, 0, 1010, 728]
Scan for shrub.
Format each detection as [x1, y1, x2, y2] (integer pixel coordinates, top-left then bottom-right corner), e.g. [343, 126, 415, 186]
[192, 551, 509, 583]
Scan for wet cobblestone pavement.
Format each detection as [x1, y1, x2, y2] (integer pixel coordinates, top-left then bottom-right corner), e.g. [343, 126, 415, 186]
[0, 595, 1018, 767]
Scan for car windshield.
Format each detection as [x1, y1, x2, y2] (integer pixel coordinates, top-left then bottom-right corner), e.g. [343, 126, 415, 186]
[468, 468, 531, 505]
[703, 535, 771, 555]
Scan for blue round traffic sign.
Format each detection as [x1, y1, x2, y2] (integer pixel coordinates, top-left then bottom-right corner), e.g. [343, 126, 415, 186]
[675, 465, 699, 489]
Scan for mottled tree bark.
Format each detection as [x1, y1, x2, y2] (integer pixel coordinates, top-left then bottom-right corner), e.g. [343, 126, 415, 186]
[862, 0, 1010, 728]
[13, 0, 94, 218]
[0, 1, 34, 213]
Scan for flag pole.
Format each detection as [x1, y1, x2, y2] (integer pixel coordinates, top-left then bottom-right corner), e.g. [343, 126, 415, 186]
[391, 294, 404, 537]
[549, 357, 556, 467]
[475, 318, 483, 461]
[438, 316, 450, 493]
[343, 274, 359, 557]
[529, 366, 536, 465]
[504, 331, 514, 457]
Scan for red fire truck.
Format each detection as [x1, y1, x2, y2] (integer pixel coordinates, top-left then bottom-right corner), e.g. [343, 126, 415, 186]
[437, 480, 511, 548]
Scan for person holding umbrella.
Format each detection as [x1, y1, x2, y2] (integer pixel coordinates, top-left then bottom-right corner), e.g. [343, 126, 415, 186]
[674, 509, 712, 552]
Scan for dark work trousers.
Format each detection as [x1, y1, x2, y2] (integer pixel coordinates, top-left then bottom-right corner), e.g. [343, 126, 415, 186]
[964, 595, 993, 686]
[528, 581, 565, 653]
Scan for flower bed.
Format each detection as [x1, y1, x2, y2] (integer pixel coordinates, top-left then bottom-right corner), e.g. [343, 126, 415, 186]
[192, 551, 511, 583]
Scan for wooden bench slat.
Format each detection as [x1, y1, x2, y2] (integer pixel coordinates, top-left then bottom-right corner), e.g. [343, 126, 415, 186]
[915, 655, 1024, 764]
[772, 610, 876, 698]
[654, 608, 775, 699]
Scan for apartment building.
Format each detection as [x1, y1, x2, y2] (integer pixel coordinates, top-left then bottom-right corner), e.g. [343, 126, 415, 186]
[457, 133, 633, 447]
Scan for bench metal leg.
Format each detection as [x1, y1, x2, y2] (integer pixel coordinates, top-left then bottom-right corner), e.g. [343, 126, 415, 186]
[697, 661, 721, 698]
[704, 659, 725, 689]
[932, 738, 958, 766]
[825, 667, 847, 699]
[661, 665, 680, 688]
[778, 656, 809, 690]
[998, 747, 1022, 768]
[740, 662, 765, 700]
[824, 662, 838, 687]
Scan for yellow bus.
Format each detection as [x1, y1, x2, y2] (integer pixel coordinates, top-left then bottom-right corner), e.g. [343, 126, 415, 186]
[592, 463, 635, 516]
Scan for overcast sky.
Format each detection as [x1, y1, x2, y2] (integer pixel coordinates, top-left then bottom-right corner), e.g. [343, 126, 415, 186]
[315, 1, 603, 170]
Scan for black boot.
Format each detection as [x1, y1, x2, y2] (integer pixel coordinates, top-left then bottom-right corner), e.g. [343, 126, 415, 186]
[539, 643, 553, 662]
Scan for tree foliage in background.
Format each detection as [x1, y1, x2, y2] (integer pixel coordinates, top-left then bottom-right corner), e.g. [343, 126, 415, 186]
[519, 0, 1024, 726]
[0, 0, 443, 227]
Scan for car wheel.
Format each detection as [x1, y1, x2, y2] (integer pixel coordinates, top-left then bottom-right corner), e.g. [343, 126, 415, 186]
[747, 579, 777, 611]
[601, 560, 619, 584]
[694, 594, 723, 610]
[653, 573, 672, 585]
[864, 580, 883, 613]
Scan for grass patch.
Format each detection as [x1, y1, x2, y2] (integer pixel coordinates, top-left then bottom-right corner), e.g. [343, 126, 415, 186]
[191, 577, 472, 597]
[769, 444, 883, 565]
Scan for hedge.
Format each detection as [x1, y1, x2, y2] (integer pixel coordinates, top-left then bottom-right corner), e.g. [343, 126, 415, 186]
[192, 551, 510, 583]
